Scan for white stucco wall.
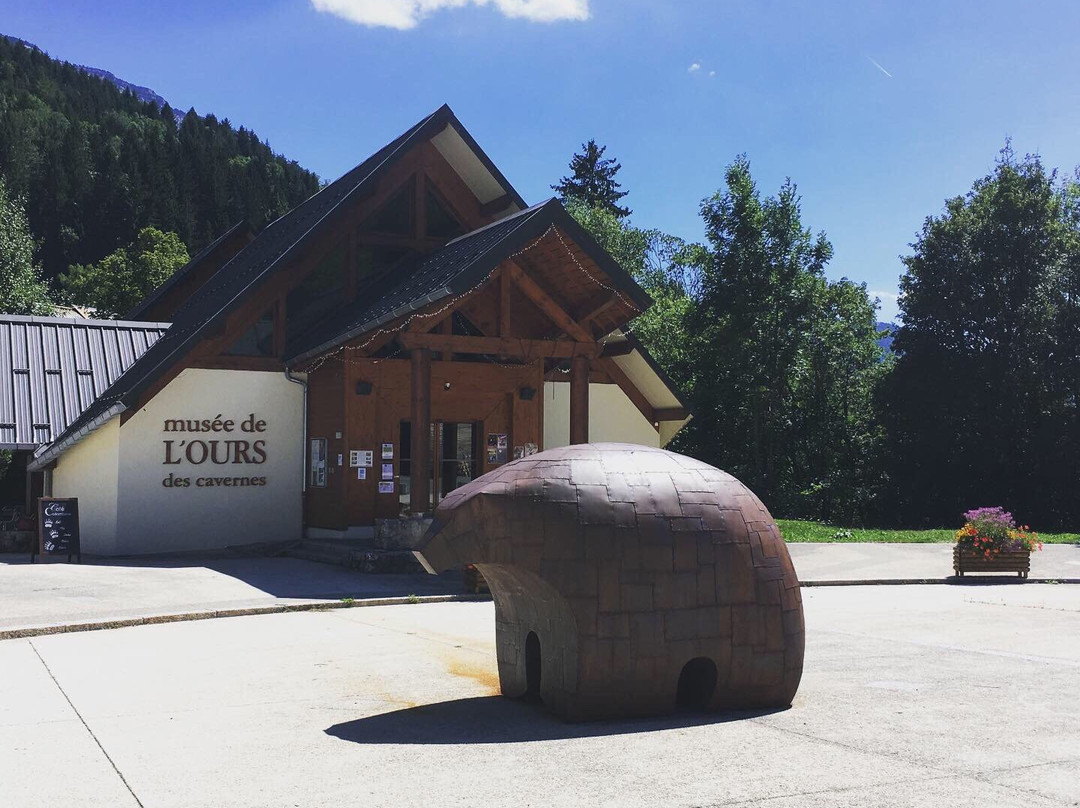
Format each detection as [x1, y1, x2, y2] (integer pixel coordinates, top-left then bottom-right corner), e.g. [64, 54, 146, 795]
[543, 381, 661, 450]
[50, 417, 120, 555]
[52, 368, 304, 555]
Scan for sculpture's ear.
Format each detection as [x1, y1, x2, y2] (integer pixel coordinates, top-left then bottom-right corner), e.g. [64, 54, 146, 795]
[413, 518, 456, 575]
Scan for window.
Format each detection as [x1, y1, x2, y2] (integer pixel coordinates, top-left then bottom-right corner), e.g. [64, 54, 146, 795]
[223, 309, 275, 357]
[366, 179, 414, 236]
[425, 187, 464, 239]
[286, 241, 346, 344]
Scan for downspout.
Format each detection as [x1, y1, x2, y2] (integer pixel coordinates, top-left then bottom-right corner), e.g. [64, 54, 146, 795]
[285, 368, 308, 494]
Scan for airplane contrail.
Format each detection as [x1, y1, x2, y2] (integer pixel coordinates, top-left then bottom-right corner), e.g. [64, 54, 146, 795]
[866, 56, 893, 78]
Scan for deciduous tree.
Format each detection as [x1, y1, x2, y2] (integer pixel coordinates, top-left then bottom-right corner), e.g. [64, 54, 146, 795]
[63, 227, 189, 317]
[683, 157, 886, 521]
[884, 147, 1080, 528]
[0, 177, 53, 315]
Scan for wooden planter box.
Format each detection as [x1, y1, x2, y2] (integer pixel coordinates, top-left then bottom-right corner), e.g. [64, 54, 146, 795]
[953, 546, 1030, 578]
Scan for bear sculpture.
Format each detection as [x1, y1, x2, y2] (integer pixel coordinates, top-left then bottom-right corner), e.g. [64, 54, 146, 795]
[413, 442, 804, 721]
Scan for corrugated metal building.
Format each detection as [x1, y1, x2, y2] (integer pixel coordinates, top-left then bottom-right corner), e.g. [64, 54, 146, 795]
[0, 314, 170, 450]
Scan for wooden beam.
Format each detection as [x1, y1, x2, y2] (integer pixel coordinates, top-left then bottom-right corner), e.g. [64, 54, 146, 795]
[410, 347, 431, 516]
[570, 354, 590, 445]
[599, 357, 657, 430]
[600, 341, 634, 358]
[654, 407, 690, 422]
[580, 294, 619, 326]
[418, 141, 488, 228]
[506, 262, 594, 342]
[414, 172, 426, 241]
[479, 193, 513, 217]
[398, 332, 601, 360]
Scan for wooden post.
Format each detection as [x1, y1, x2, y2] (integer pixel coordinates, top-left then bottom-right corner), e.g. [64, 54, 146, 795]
[410, 347, 431, 514]
[570, 354, 589, 445]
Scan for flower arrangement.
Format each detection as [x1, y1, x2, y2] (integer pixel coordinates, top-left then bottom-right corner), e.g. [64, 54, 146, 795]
[954, 506, 1042, 558]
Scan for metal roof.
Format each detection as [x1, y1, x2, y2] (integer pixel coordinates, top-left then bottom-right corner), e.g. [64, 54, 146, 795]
[0, 314, 170, 450]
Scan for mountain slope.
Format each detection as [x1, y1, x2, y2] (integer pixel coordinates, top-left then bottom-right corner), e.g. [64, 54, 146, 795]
[876, 321, 896, 353]
[0, 35, 321, 279]
[1, 35, 176, 113]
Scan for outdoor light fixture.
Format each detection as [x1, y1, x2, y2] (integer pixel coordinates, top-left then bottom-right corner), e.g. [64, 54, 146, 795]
[444, 382, 452, 390]
[355, 380, 373, 395]
[519, 386, 536, 401]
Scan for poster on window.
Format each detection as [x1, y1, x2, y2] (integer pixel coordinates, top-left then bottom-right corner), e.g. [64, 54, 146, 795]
[309, 438, 327, 488]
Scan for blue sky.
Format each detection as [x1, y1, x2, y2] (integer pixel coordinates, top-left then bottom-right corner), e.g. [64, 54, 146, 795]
[5, 0, 1080, 322]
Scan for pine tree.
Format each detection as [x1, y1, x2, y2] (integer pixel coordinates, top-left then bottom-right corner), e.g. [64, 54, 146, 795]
[552, 139, 632, 218]
[0, 37, 320, 279]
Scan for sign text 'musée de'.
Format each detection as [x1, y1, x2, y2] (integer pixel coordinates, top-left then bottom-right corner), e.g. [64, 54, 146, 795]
[161, 412, 269, 489]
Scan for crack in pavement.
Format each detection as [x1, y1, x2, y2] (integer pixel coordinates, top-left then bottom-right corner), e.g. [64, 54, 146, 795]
[28, 639, 144, 808]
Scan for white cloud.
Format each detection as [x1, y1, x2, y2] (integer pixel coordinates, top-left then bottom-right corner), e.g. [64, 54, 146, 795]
[311, 0, 589, 29]
[871, 290, 901, 322]
[688, 62, 701, 73]
[708, 70, 715, 77]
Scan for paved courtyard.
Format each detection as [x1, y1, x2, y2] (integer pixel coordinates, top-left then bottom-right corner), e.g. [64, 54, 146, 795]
[3, 543, 1078, 638]
[2, 585, 1078, 807]
[0, 556, 462, 635]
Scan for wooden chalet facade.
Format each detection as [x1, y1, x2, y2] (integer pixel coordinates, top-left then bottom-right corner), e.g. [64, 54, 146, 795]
[28, 106, 690, 554]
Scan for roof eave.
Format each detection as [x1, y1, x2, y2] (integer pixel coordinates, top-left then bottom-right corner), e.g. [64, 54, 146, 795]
[124, 220, 252, 321]
[27, 401, 127, 471]
[286, 286, 455, 368]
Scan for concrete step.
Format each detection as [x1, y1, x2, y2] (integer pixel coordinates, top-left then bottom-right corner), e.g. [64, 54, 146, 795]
[284, 541, 424, 574]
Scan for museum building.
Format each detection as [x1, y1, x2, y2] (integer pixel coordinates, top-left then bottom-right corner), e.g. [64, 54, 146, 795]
[11, 106, 690, 555]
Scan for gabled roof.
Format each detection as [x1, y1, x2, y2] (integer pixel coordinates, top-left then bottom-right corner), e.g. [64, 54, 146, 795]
[599, 329, 692, 446]
[286, 198, 653, 365]
[124, 220, 252, 321]
[0, 314, 170, 450]
[30, 105, 526, 470]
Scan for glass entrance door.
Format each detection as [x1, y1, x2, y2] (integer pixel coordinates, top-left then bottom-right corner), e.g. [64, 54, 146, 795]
[398, 420, 479, 515]
[437, 422, 478, 501]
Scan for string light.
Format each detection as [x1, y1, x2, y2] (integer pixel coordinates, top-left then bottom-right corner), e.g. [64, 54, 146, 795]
[303, 223, 642, 372]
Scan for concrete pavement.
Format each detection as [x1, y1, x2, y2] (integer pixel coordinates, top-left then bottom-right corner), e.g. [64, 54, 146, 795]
[0, 555, 463, 637]
[786, 541, 1080, 582]
[2, 586, 1078, 807]
[2, 543, 1079, 639]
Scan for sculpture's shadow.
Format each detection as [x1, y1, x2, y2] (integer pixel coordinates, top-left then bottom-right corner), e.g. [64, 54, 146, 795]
[326, 696, 785, 745]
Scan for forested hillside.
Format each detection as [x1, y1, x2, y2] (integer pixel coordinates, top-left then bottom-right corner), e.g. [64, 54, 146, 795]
[0, 36, 321, 280]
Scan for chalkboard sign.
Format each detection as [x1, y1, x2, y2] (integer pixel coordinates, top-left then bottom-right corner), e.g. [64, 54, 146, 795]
[32, 498, 80, 563]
